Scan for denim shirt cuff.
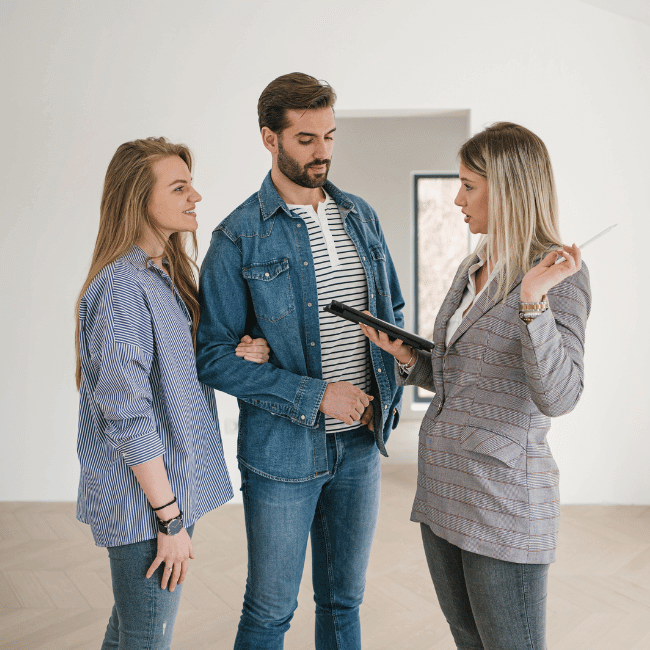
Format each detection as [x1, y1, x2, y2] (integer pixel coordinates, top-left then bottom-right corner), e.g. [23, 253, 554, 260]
[292, 376, 327, 427]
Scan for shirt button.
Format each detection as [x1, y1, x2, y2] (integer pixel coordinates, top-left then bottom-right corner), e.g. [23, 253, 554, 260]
[307, 302, 312, 307]
[304, 261, 308, 266]
[311, 342, 315, 346]
[297, 223, 302, 227]
[264, 272, 269, 277]
[371, 294, 374, 299]
[393, 408, 398, 415]
[363, 256, 367, 261]
[384, 405, 388, 410]
[377, 368, 382, 373]
[301, 415, 306, 420]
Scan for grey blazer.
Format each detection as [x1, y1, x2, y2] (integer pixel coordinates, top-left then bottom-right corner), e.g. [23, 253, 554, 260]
[402, 255, 591, 563]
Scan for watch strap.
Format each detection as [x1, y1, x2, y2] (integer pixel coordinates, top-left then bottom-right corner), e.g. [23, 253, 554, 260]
[156, 511, 184, 535]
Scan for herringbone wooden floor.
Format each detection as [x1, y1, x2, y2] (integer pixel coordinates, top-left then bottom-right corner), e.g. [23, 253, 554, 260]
[2, 460, 649, 649]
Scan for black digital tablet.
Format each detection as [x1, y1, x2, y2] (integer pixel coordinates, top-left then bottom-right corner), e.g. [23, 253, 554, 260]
[323, 300, 434, 352]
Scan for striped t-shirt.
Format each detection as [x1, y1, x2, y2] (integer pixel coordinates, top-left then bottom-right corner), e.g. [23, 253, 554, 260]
[287, 191, 371, 433]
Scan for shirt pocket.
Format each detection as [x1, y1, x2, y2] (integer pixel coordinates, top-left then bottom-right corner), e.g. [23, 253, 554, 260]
[459, 426, 525, 468]
[370, 245, 390, 297]
[242, 258, 295, 322]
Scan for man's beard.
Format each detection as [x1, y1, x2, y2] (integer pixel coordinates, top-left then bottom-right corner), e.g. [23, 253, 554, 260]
[277, 139, 331, 189]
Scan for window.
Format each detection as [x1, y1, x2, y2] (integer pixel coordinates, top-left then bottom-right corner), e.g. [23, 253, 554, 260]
[413, 173, 470, 402]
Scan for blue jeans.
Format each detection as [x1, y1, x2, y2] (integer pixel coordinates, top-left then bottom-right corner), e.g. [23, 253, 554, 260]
[421, 524, 548, 650]
[101, 525, 194, 650]
[234, 427, 381, 650]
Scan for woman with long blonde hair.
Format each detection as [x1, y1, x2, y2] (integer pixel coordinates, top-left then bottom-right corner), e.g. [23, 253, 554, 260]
[76, 137, 268, 649]
[361, 123, 591, 649]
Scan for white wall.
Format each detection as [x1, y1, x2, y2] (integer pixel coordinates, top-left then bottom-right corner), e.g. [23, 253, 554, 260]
[1, 0, 648, 504]
[330, 113, 470, 416]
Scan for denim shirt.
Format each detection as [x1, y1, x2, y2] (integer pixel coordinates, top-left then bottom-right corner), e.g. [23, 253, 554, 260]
[196, 172, 405, 481]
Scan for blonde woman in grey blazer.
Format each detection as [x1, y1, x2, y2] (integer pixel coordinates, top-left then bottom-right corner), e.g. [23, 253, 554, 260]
[361, 123, 590, 650]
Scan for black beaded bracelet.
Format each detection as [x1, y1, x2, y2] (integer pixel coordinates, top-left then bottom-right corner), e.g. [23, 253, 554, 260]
[152, 496, 177, 512]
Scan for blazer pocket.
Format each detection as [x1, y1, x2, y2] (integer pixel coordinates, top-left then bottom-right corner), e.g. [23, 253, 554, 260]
[459, 426, 525, 468]
[242, 258, 295, 322]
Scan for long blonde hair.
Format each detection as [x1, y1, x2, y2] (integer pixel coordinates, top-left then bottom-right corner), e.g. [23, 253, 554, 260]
[75, 137, 200, 389]
[460, 122, 562, 301]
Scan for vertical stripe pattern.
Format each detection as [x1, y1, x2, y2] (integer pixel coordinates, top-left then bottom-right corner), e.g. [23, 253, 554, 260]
[76, 246, 233, 548]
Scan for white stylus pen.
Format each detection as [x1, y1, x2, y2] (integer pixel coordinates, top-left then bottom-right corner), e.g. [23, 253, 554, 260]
[555, 223, 617, 263]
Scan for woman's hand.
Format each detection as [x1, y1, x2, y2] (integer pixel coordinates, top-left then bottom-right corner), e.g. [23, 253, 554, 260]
[520, 244, 582, 303]
[358, 313, 413, 366]
[235, 335, 270, 364]
[146, 527, 195, 592]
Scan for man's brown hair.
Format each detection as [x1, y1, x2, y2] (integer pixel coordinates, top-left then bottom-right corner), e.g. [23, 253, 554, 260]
[258, 72, 336, 133]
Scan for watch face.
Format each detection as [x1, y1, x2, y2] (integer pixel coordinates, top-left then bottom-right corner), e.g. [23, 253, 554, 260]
[167, 517, 183, 535]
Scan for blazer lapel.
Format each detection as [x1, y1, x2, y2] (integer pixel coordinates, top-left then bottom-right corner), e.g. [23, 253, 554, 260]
[447, 266, 526, 349]
[435, 256, 476, 351]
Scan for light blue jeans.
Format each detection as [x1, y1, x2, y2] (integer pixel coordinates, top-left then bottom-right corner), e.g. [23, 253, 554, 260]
[101, 525, 194, 650]
[234, 426, 381, 650]
[421, 524, 548, 650]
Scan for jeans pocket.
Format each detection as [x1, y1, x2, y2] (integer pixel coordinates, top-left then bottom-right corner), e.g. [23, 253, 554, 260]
[243, 258, 295, 322]
[239, 464, 248, 493]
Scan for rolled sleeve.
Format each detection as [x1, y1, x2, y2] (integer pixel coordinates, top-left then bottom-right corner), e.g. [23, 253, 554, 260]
[94, 341, 164, 466]
[87, 269, 165, 467]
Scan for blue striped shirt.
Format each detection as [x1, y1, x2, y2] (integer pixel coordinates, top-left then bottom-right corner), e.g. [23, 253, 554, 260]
[76, 245, 233, 547]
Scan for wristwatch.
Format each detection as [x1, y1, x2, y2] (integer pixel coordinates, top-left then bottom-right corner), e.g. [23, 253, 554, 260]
[157, 512, 184, 536]
[518, 295, 549, 324]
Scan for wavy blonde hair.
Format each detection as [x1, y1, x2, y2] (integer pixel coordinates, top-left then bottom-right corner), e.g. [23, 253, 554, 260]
[460, 122, 562, 302]
[75, 137, 199, 389]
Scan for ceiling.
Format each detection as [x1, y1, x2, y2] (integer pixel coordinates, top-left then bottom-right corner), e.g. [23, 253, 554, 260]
[578, 0, 650, 27]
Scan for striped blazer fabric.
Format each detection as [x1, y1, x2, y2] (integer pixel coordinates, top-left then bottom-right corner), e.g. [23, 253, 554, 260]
[401, 255, 591, 563]
[76, 246, 233, 547]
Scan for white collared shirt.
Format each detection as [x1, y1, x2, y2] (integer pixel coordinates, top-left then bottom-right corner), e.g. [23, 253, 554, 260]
[445, 253, 501, 347]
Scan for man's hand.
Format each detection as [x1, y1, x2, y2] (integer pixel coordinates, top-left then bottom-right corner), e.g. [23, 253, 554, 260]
[319, 381, 373, 425]
[360, 402, 374, 431]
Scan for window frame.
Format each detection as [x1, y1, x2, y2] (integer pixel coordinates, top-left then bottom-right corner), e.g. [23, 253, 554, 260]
[412, 171, 469, 403]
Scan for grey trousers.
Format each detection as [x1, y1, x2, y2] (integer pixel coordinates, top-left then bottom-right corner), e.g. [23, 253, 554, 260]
[421, 523, 548, 650]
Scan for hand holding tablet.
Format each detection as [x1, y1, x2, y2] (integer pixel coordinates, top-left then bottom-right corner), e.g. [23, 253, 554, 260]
[323, 301, 434, 352]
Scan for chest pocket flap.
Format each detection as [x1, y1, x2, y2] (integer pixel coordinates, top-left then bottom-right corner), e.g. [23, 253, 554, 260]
[370, 245, 390, 297]
[242, 258, 295, 322]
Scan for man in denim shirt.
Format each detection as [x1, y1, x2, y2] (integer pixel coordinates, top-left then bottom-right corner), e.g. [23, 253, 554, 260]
[196, 73, 404, 649]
